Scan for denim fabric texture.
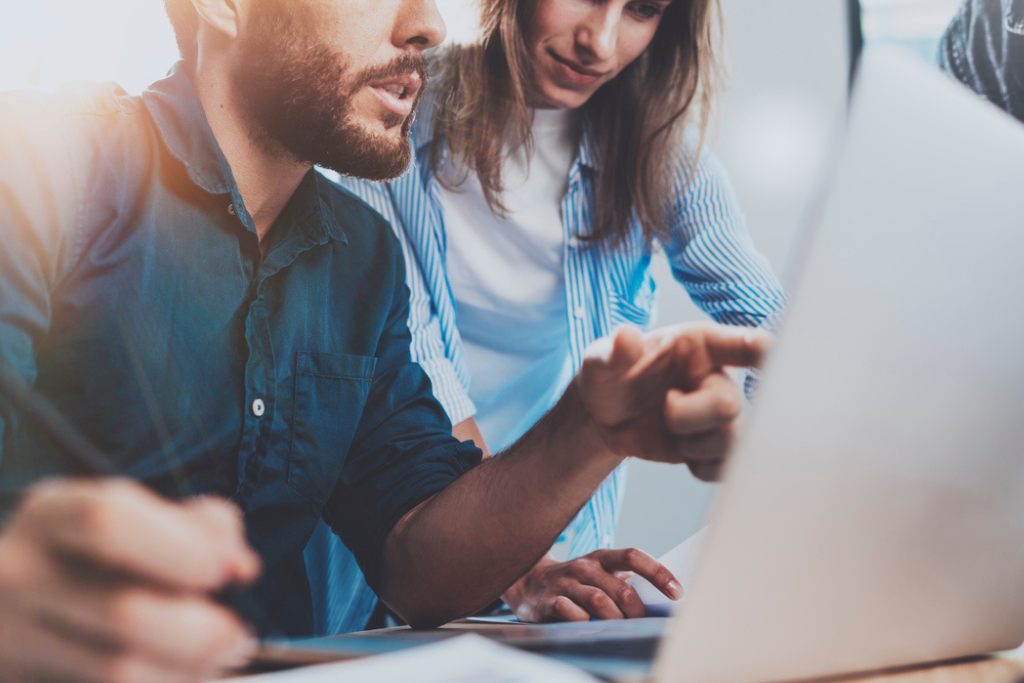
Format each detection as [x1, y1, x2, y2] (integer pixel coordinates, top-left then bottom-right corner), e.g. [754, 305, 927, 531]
[0, 64, 481, 636]
[940, 0, 1024, 122]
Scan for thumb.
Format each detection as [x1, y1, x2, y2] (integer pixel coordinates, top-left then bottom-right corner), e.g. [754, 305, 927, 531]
[584, 326, 645, 376]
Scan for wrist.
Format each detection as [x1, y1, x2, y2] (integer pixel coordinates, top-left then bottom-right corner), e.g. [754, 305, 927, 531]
[557, 376, 626, 473]
[560, 377, 628, 468]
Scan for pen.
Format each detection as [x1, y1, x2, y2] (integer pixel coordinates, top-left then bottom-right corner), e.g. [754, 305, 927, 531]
[0, 359, 274, 637]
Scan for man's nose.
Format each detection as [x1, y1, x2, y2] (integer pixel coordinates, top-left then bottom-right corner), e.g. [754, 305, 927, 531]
[395, 0, 448, 50]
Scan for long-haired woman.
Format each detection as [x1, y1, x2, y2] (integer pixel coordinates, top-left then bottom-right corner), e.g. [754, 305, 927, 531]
[307, 0, 788, 633]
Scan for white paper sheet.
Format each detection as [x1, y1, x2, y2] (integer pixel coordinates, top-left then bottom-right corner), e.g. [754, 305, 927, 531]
[627, 527, 707, 616]
[219, 634, 600, 683]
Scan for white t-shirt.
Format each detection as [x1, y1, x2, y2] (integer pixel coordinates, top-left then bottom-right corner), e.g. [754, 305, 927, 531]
[441, 108, 578, 452]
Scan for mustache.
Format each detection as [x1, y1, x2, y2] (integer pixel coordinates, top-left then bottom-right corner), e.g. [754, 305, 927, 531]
[354, 53, 430, 93]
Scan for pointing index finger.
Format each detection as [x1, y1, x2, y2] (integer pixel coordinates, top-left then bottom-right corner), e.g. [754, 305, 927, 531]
[696, 325, 773, 371]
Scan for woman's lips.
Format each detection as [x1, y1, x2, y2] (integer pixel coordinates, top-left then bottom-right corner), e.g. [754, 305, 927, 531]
[547, 49, 607, 88]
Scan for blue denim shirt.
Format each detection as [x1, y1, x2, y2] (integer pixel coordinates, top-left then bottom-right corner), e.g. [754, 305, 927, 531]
[0, 65, 481, 636]
[940, 0, 1024, 123]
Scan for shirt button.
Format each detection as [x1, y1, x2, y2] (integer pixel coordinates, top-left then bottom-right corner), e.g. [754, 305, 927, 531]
[251, 398, 265, 417]
[574, 306, 586, 319]
[227, 203, 237, 216]
[568, 236, 581, 249]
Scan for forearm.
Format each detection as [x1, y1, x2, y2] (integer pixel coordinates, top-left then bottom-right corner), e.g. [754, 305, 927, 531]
[378, 381, 622, 627]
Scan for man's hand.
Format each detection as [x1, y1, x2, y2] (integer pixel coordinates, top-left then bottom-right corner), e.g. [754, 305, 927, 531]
[0, 478, 261, 683]
[575, 323, 771, 480]
[502, 550, 680, 623]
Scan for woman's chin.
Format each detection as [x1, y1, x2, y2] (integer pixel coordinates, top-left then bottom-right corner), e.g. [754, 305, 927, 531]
[531, 82, 592, 111]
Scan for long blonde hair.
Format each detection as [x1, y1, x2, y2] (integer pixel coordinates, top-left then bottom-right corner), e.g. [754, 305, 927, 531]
[430, 0, 722, 247]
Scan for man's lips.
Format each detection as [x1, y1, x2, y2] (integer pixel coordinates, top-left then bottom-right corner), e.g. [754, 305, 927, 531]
[367, 72, 422, 118]
[547, 49, 609, 86]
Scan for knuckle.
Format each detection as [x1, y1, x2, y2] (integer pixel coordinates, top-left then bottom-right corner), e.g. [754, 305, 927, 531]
[75, 492, 119, 541]
[589, 592, 612, 610]
[103, 654, 145, 683]
[713, 390, 742, 420]
[566, 560, 589, 580]
[17, 480, 66, 525]
[198, 608, 247, 660]
[107, 588, 150, 638]
[0, 542, 27, 593]
[192, 498, 242, 532]
[552, 596, 576, 620]
[621, 547, 640, 565]
[616, 585, 639, 607]
[675, 333, 696, 355]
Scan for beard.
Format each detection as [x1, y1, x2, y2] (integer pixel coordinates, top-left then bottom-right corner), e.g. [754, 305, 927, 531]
[230, 3, 427, 180]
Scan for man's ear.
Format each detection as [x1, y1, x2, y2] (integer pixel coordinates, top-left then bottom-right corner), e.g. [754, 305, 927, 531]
[189, 0, 242, 40]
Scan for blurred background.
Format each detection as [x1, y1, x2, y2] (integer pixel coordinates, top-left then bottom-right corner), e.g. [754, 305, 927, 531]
[0, 0, 964, 556]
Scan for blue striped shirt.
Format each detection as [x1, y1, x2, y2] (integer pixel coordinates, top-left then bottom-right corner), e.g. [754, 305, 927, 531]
[305, 111, 788, 636]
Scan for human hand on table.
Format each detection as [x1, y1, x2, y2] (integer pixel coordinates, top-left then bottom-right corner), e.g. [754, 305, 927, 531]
[573, 322, 771, 481]
[503, 549, 680, 623]
[0, 478, 261, 683]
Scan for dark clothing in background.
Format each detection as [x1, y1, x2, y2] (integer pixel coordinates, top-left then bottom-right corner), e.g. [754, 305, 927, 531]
[940, 0, 1024, 123]
[0, 65, 481, 636]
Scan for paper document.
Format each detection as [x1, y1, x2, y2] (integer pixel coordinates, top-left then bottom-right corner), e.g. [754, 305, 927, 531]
[627, 527, 707, 616]
[218, 634, 600, 683]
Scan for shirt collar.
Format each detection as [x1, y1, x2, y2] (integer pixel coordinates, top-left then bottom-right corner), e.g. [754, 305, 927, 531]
[142, 63, 344, 245]
[141, 62, 235, 196]
[298, 170, 346, 245]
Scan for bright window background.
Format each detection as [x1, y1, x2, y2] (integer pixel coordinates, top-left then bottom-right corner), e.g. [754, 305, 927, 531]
[0, 0, 478, 94]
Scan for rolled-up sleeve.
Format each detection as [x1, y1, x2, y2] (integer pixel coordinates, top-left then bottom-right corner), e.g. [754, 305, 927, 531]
[322, 249, 482, 592]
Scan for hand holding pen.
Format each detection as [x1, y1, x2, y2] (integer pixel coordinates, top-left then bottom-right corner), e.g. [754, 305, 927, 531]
[0, 364, 263, 683]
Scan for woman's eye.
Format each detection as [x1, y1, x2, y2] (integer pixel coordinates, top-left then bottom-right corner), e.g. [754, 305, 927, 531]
[630, 3, 663, 20]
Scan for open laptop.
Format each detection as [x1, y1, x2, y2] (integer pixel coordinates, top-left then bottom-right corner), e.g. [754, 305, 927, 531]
[288, 46, 1024, 683]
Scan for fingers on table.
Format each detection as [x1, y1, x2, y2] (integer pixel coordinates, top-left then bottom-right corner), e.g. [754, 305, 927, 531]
[543, 595, 592, 623]
[548, 549, 682, 620]
[19, 479, 260, 591]
[597, 549, 681, 601]
[561, 556, 645, 619]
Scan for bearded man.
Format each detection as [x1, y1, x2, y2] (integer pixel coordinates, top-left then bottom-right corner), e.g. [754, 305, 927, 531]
[0, 1, 768, 681]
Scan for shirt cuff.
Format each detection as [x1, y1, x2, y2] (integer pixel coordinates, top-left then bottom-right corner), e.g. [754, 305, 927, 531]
[416, 357, 477, 426]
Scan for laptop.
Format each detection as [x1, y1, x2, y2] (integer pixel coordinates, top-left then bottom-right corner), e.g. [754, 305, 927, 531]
[288, 46, 1024, 683]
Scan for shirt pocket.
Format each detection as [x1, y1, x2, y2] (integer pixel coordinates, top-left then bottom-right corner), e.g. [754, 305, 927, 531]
[608, 276, 658, 330]
[288, 351, 377, 506]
